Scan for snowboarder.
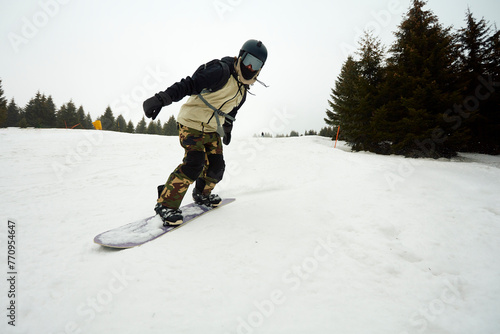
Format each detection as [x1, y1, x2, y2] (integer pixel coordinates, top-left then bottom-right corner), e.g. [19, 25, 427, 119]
[143, 39, 268, 226]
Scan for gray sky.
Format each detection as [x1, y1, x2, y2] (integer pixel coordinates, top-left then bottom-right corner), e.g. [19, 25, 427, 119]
[1, 0, 499, 136]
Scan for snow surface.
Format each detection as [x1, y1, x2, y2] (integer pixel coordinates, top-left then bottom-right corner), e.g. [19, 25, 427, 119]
[1, 128, 500, 334]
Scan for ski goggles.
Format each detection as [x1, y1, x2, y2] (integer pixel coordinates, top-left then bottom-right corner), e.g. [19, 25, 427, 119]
[241, 52, 264, 72]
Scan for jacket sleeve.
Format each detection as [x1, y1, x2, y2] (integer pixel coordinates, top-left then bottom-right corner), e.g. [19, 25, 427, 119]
[164, 62, 226, 102]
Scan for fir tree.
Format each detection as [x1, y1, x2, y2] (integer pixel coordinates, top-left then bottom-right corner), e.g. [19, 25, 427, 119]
[156, 119, 162, 135]
[5, 99, 21, 127]
[76, 106, 88, 129]
[326, 32, 385, 151]
[75, 107, 93, 129]
[147, 120, 158, 134]
[0, 79, 7, 127]
[126, 120, 135, 133]
[115, 114, 127, 132]
[375, 0, 464, 158]
[24, 92, 57, 128]
[18, 117, 28, 128]
[354, 32, 385, 151]
[136, 116, 147, 134]
[457, 9, 491, 79]
[487, 27, 500, 79]
[163, 115, 177, 136]
[23, 92, 41, 127]
[56, 101, 78, 128]
[456, 9, 496, 153]
[318, 126, 335, 138]
[44, 96, 57, 128]
[100, 106, 115, 130]
[485, 27, 500, 153]
[325, 56, 363, 148]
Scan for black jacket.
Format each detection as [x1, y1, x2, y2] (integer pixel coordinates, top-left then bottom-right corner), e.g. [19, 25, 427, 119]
[165, 56, 247, 121]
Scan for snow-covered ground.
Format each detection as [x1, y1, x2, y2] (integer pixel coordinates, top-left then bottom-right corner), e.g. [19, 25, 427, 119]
[1, 128, 500, 334]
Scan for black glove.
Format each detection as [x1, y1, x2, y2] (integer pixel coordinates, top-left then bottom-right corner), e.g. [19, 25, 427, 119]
[143, 92, 172, 120]
[222, 120, 233, 145]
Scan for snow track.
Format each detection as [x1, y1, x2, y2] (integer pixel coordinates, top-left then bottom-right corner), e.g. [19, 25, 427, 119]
[1, 128, 499, 334]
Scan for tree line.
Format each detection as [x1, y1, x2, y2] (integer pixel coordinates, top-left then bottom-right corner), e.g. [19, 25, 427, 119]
[0, 82, 335, 139]
[325, 0, 500, 157]
[0, 87, 178, 136]
[259, 127, 336, 138]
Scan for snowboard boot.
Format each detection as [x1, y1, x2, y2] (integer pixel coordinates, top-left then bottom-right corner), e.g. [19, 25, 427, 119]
[192, 188, 222, 207]
[154, 203, 183, 226]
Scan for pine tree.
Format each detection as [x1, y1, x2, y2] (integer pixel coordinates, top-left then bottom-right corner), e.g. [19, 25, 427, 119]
[376, 0, 464, 158]
[136, 116, 147, 134]
[100, 106, 115, 130]
[457, 9, 491, 80]
[56, 100, 78, 128]
[355, 32, 385, 151]
[326, 32, 385, 151]
[76, 106, 87, 128]
[325, 56, 361, 145]
[0, 79, 7, 127]
[163, 115, 178, 135]
[147, 120, 158, 134]
[456, 9, 496, 153]
[23, 92, 42, 127]
[78, 108, 93, 129]
[44, 96, 57, 128]
[485, 27, 500, 153]
[5, 99, 21, 127]
[318, 126, 335, 138]
[18, 117, 28, 128]
[156, 119, 162, 135]
[0, 82, 7, 127]
[126, 120, 135, 133]
[24, 92, 57, 128]
[84, 113, 94, 129]
[115, 115, 127, 132]
[487, 28, 500, 79]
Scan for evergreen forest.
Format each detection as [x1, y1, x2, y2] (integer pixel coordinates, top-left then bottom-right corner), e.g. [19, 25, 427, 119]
[0, 87, 179, 136]
[325, 0, 500, 157]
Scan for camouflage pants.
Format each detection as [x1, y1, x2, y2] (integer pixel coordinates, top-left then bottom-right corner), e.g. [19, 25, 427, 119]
[158, 124, 225, 209]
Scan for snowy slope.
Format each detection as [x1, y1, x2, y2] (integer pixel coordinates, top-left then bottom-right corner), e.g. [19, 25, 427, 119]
[1, 128, 500, 334]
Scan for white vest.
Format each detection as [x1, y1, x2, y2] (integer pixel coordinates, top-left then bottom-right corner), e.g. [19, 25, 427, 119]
[177, 75, 245, 133]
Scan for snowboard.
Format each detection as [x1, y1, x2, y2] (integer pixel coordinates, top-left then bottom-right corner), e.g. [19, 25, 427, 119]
[94, 198, 235, 249]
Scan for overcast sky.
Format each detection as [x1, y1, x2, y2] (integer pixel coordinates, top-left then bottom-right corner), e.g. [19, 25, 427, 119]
[1, 0, 499, 136]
